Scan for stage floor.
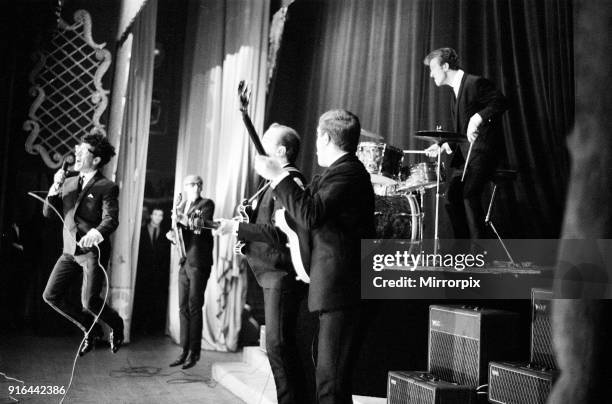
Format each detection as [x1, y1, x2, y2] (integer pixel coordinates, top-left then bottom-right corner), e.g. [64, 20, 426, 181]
[0, 334, 243, 403]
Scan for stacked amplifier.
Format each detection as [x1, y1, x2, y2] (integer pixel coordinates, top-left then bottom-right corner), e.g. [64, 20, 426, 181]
[530, 289, 557, 369]
[428, 305, 520, 387]
[488, 289, 559, 404]
[387, 305, 520, 404]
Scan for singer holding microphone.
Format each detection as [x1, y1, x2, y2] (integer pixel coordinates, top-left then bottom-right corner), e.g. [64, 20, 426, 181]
[42, 133, 124, 356]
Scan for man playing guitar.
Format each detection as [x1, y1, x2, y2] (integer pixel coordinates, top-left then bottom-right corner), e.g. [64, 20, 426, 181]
[166, 175, 215, 370]
[255, 109, 375, 404]
[215, 123, 310, 404]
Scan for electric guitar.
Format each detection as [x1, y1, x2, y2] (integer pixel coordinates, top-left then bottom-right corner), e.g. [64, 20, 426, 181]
[237, 80, 310, 283]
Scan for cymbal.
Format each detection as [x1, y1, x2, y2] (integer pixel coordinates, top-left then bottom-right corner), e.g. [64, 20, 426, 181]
[415, 130, 466, 143]
[360, 128, 383, 140]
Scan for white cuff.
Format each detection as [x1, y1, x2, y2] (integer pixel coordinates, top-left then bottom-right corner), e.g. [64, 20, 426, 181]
[89, 228, 104, 243]
[48, 183, 61, 196]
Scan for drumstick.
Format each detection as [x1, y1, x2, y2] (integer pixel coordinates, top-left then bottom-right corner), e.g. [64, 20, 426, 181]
[403, 150, 428, 154]
[461, 139, 474, 182]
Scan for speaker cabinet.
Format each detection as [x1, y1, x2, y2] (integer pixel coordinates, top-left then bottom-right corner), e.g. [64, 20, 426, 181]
[387, 371, 476, 404]
[428, 305, 520, 387]
[531, 289, 557, 369]
[488, 361, 558, 404]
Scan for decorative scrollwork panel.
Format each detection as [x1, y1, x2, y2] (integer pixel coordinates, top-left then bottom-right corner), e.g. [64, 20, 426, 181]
[24, 9, 111, 169]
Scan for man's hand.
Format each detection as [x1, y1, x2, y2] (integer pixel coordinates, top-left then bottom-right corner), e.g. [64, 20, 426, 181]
[425, 142, 452, 158]
[172, 211, 188, 226]
[78, 229, 104, 248]
[467, 113, 483, 143]
[166, 230, 176, 244]
[254, 155, 284, 180]
[49, 168, 67, 196]
[212, 218, 238, 236]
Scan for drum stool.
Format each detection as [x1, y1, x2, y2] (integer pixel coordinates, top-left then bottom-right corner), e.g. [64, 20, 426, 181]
[486, 169, 518, 265]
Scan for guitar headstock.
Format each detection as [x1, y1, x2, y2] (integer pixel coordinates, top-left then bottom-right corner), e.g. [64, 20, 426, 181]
[238, 80, 251, 113]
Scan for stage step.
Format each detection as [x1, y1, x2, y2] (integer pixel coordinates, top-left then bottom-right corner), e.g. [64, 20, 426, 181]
[212, 361, 277, 404]
[353, 396, 387, 404]
[242, 345, 269, 369]
[212, 346, 277, 404]
[212, 346, 387, 404]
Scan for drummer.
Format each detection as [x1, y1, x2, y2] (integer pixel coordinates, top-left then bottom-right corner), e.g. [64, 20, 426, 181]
[423, 47, 508, 249]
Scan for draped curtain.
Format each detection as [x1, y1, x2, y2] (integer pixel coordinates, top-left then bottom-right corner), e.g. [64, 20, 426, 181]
[105, 0, 157, 343]
[168, 0, 270, 351]
[117, 0, 149, 41]
[267, 0, 573, 238]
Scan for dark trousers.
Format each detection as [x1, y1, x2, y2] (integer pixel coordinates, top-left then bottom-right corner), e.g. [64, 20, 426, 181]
[316, 306, 362, 404]
[178, 262, 210, 353]
[43, 252, 123, 332]
[446, 152, 496, 243]
[263, 278, 308, 404]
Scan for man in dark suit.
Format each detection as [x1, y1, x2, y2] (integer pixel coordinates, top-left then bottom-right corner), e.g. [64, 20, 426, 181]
[215, 124, 310, 404]
[166, 175, 214, 370]
[424, 47, 508, 245]
[42, 133, 124, 355]
[255, 110, 375, 404]
[133, 207, 170, 336]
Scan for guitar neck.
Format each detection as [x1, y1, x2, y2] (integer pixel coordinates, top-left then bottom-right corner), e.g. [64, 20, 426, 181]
[240, 110, 267, 156]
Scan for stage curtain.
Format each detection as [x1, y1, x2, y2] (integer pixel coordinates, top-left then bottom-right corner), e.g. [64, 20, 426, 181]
[117, 0, 149, 41]
[105, 0, 158, 343]
[167, 0, 270, 351]
[267, 0, 573, 238]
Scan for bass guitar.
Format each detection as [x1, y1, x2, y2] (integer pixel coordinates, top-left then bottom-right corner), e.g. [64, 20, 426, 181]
[237, 80, 310, 283]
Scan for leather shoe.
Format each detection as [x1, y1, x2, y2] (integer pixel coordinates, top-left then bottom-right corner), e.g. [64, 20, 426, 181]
[79, 323, 103, 357]
[110, 325, 124, 354]
[169, 351, 188, 367]
[181, 351, 200, 370]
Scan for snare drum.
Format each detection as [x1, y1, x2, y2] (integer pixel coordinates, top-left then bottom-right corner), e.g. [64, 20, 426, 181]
[357, 142, 404, 185]
[372, 182, 398, 197]
[374, 194, 421, 240]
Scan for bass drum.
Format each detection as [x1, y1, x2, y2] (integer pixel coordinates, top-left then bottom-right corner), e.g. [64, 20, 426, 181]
[374, 194, 421, 240]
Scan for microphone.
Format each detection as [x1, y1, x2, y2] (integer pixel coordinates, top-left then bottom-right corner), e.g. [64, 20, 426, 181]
[62, 153, 75, 172]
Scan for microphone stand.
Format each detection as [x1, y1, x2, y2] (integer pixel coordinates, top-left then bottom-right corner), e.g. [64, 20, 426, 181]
[434, 144, 442, 255]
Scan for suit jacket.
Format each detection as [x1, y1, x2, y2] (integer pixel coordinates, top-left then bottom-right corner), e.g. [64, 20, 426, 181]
[273, 153, 375, 312]
[450, 73, 508, 169]
[179, 197, 215, 268]
[237, 167, 311, 288]
[43, 171, 119, 264]
[136, 224, 170, 299]
[139, 224, 170, 273]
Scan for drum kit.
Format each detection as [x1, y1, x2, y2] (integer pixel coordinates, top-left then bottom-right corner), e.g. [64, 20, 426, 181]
[357, 128, 466, 249]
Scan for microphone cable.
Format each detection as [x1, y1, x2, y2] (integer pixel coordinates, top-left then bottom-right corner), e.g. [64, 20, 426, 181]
[28, 192, 110, 404]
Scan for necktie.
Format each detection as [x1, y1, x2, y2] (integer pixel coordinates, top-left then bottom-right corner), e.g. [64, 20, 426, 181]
[77, 175, 84, 194]
[153, 227, 158, 244]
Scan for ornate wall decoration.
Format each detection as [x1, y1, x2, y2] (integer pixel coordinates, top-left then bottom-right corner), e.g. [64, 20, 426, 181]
[24, 9, 112, 168]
